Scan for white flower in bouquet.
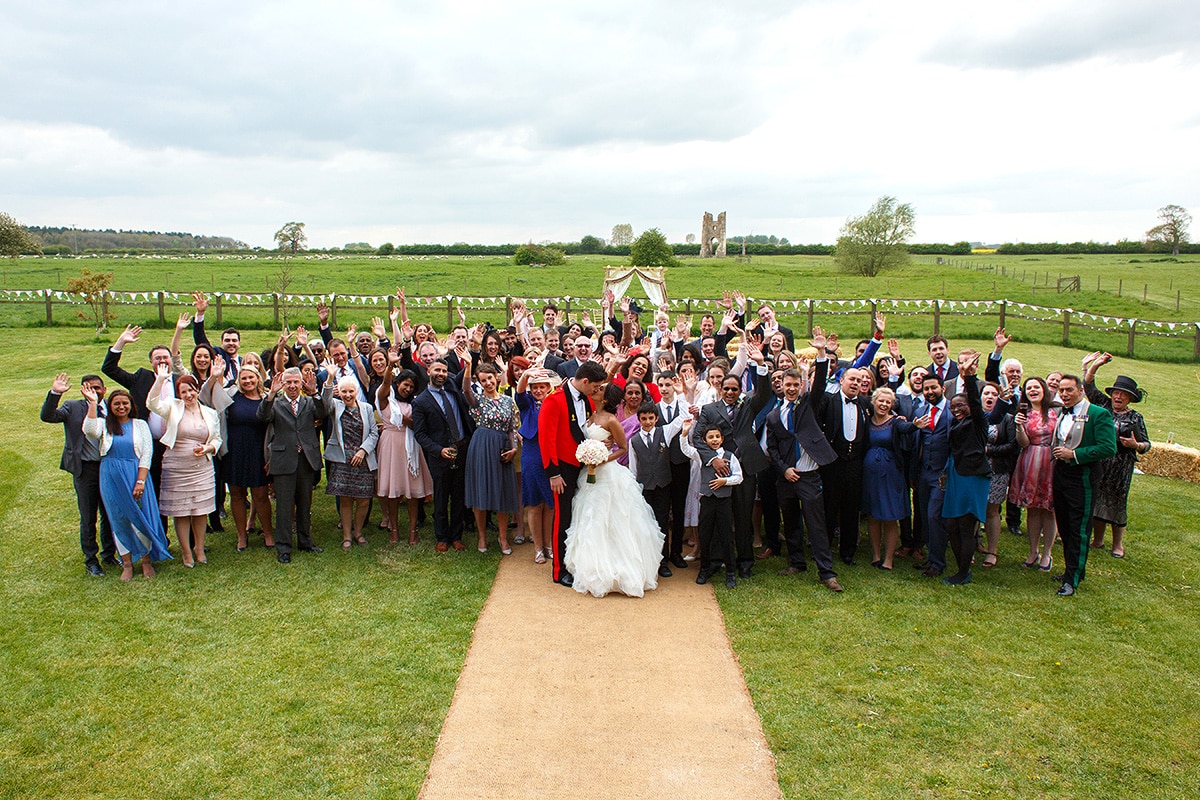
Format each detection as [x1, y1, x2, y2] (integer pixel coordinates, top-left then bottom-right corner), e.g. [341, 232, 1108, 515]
[576, 439, 609, 483]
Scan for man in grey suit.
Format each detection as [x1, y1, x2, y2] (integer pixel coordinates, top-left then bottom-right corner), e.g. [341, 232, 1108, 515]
[257, 367, 328, 563]
[41, 372, 117, 576]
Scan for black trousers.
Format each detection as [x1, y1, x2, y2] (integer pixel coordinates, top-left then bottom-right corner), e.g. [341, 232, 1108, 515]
[432, 466, 466, 546]
[1005, 499, 1022, 530]
[698, 494, 734, 573]
[666, 459, 690, 559]
[778, 471, 836, 579]
[74, 461, 115, 566]
[273, 463, 317, 556]
[758, 463, 783, 554]
[900, 482, 921, 548]
[821, 457, 864, 559]
[731, 473, 758, 568]
[643, 485, 672, 562]
[552, 463, 582, 581]
[1054, 462, 1096, 588]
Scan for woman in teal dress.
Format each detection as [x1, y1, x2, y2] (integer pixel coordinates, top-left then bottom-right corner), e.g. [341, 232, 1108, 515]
[941, 353, 991, 586]
[81, 387, 172, 580]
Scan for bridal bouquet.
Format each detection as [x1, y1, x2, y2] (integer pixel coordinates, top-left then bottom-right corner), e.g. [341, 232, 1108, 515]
[576, 439, 609, 483]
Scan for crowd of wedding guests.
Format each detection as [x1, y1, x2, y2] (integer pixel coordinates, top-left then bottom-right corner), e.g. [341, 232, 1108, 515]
[43, 287, 1146, 596]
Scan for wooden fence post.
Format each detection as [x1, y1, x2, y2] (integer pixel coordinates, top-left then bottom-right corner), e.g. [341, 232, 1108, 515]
[330, 296, 338, 328]
[869, 300, 878, 334]
[1127, 321, 1136, 357]
[1062, 309, 1071, 346]
[215, 294, 223, 325]
[1194, 323, 1200, 361]
[273, 293, 280, 326]
[45, 290, 53, 325]
[388, 294, 395, 319]
[806, 300, 814, 337]
[933, 300, 941, 335]
[447, 297, 454, 331]
[158, 292, 166, 327]
[999, 300, 1006, 329]
[101, 291, 109, 329]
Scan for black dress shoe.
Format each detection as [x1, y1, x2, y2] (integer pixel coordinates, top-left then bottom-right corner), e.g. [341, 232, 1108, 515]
[658, 564, 673, 578]
[695, 568, 710, 585]
[922, 566, 943, 578]
[779, 565, 806, 575]
[737, 565, 752, 579]
[101, 555, 120, 567]
[277, 552, 291, 563]
[725, 572, 737, 589]
[556, 570, 574, 588]
[842, 556, 857, 566]
[299, 545, 323, 553]
[669, 555, 689, 570]
[1051, 573, 1066, 583]
[86, 563, 105, 577]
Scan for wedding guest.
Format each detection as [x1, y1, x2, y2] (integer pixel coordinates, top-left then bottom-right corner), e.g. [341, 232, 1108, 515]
[627, 401, 687, 578]
[146, 366, 221, 568]
[460, 355, 520, 553]
[81, 386, 172, 580]
[940, 354, 991, 585]
[41, 373, 117, 576]
[102, 324, 173, 503]
[204, 364, 275, 552]
[654, 370, 692, 571]
[1083, 355, 1150, 558]
[516, 367, 561, 563]
[818, 366, 870, 565]
[324, 377, 380, 551]
[1010, 377, 1059, 571]
[980, 382, 1018, 568]
[257, 367, 327, 563]
[191, 291, 243, 382]
[614, 379, 648, 465]
[862, 387, 914, 571]
[680, 419, 742, 589]
[376, 361, 432, 545]
[412, 360, 474, 552]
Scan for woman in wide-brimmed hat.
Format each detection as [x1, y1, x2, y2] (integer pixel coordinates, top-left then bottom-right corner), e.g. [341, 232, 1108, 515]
[515, 367, 564, 563]
[1082, 353, 1150, 558]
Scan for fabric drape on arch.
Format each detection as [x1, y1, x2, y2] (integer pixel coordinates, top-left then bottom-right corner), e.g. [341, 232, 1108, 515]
[602, 267, 667, 307]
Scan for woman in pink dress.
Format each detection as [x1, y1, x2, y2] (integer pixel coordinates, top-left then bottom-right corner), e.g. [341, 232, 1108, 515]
[1008, 376, 1059, 571]
[376, 358, 433, 545]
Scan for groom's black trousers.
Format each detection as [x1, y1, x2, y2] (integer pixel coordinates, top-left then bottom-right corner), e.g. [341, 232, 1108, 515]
[552, 463, 582, 582]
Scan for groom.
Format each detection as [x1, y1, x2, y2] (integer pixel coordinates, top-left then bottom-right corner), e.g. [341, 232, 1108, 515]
[539, 361, 609, 587]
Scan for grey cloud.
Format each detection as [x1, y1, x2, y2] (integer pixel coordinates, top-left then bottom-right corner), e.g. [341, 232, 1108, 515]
[926, 1, 1200, 70]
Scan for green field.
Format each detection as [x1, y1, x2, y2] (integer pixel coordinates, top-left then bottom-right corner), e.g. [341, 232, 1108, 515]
[3, 327, 1200, 798]
[5, 252, 1200, 361]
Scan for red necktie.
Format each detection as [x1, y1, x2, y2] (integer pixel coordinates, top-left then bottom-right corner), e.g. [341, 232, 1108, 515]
[929, 405, 939, 428]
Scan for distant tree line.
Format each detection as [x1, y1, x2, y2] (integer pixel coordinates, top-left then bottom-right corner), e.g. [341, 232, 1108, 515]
[996, 240, 1200, 256]
[28, 226, 247, 255]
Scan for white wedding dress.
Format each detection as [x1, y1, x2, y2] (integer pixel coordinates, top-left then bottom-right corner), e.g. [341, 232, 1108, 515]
[565, 424, 666, 598]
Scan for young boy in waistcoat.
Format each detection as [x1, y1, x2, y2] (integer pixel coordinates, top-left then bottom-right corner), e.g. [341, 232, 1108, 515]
[628, 401, 686, 578]
[680, 419, 743, 588]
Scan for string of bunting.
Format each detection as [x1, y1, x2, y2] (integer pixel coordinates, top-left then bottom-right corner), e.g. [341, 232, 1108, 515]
[2, 289, 1198, 334]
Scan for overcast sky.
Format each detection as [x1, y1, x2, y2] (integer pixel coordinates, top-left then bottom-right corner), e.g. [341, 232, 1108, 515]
[2, 0, 1198, 248]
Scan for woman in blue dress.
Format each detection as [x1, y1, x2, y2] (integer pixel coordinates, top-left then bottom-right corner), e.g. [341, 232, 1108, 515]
[941, 353, 992, 585]
[81, 386, 172, 580]
[861, 386, 915, 570]
[515, 366, 561, 563]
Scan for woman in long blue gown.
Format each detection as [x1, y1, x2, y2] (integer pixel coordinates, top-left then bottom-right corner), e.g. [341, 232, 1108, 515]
[81, 387, 172, 580]
[861, 387, 915, 570]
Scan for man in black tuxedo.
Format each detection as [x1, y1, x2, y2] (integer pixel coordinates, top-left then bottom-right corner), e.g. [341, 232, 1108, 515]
[42, 372, 117, 576]
[691, 344, 771, 578]
[764, 344, 843, 592]
[816, 366, 870, 564]
[412, 360, 475, 551]
[257, 367, 327, 563]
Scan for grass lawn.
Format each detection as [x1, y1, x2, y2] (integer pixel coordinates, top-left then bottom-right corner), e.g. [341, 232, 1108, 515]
[0, 329, 495, 799]
[3, 327, 1200, 798]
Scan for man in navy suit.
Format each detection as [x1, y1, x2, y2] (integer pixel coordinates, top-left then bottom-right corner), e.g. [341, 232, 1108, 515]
[412, 359, 475, 551]
[913, 373, 950, 577]
[42, 372, 117, 576]
[926, 334, 958, 384]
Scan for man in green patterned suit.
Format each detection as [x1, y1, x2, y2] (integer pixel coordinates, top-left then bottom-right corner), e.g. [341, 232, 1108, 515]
[1050, 374, 1118, 596]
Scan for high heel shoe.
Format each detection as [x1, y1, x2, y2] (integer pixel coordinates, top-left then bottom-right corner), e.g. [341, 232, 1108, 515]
[1039, 555, 1053, 572]
[408, 529, 419, 546]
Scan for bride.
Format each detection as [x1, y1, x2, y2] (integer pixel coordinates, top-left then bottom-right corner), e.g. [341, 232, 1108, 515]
[565, 383, 666, 598]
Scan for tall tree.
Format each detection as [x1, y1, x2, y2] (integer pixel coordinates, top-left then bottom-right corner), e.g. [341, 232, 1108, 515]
[273, 221, 307, 254]
[1145, 204, 1191, 256]
[0, 211, 42, 260]
[834, 196, 915, 277]
[610, 223, 634, 246]
[629, 228, 678, 267]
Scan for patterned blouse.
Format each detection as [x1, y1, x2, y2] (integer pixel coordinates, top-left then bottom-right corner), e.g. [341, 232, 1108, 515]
[469, 391, 520, 451]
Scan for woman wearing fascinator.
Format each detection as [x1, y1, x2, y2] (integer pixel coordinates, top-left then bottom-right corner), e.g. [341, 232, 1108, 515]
[1082, 353, 1150, 558]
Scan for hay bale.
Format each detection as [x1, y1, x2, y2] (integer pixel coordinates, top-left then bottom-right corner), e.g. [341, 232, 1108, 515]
[1138, 442, 1200, 483]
